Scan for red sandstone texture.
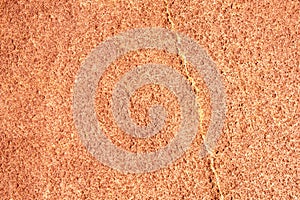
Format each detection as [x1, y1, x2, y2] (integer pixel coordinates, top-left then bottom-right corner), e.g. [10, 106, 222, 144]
[0, 0, 299, 199]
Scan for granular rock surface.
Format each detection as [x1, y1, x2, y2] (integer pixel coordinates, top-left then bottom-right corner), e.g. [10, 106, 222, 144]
[1, 0, 299, 199]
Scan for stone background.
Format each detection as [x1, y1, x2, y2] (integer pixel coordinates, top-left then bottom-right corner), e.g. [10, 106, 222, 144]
[1, 0, 299, 199]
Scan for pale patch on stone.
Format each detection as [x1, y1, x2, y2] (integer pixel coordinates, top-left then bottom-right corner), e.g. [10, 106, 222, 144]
[73, 28, 226, 173]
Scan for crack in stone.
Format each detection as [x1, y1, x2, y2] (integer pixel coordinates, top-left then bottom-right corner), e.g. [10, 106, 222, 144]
[164, 1, 224, 199]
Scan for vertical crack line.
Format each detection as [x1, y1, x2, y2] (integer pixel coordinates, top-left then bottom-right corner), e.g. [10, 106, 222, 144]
[209, 157, 224, 200]
[164, 0, 203, 131]
[164, 1, 224, 199]
[164, 0, 175, 30]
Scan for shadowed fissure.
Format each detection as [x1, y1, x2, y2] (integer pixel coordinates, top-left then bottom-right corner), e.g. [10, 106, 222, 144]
[164, 1, 224, 199]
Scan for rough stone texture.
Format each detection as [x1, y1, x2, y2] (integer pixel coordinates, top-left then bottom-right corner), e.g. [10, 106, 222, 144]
[1, 0, 299, 199]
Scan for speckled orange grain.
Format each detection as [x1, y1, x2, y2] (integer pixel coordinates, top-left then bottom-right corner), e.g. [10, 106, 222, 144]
[0, 0, 299, 199]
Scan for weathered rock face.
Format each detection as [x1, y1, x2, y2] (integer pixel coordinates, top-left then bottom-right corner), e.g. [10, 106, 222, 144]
[1, 0, 298, 199]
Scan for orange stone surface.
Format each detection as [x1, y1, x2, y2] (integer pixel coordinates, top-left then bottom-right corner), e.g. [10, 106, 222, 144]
[1, 0, 299, 199]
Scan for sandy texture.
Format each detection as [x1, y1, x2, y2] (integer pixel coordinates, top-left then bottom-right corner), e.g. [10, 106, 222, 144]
[1, 0, 299, 199]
